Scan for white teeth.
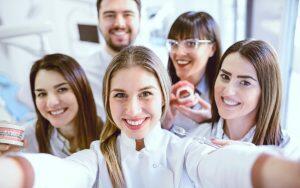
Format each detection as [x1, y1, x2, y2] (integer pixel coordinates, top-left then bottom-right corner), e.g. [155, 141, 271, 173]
[113, 31, 126, 36]
[126, 119, 144, 126]
[223, 99, 239, 106]
[177, 60, 189, 65]
[50, 109, 64, 115]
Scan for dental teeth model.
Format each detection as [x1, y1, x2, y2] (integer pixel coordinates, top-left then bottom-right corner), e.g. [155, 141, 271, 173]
[0, 121, 25, 147]
[176, 86, 196, 106]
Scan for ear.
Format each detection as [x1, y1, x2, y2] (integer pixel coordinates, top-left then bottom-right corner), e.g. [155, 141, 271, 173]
[208, 43, 217, 57]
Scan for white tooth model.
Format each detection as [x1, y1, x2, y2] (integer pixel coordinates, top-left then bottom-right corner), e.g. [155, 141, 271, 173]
[0, 121, 25, 147]
[176, 86, 196, 105]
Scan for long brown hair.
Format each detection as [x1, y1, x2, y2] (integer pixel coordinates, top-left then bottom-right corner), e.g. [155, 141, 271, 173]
[30, 53, 103, 154]
[167, 11, 221, 98]
[211, 40, 282, 145]
[100, 46, 171, 187]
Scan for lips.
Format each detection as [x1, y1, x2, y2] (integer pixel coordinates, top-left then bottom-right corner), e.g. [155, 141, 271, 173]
[110, 28, 129, 39]
[222, 97, 240, 106]
[49, 108, 67, 116]
[176, 60, 190, 65]
[123, 118, 147, 131]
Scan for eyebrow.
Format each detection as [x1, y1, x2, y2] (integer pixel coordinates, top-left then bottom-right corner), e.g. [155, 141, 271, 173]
[103, 10, 135, 15]
[110, 86, 158, 92]
[35, 82, 69, 92]
[220, 69, 257, 81]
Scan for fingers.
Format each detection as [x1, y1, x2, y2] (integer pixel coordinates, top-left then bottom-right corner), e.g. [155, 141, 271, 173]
[210, 138, 230, 147]
[0, 144, 10, 151]
[0, 144, 21, 155]
[195, 93, 211, 109]
[171, 80, 194, 94]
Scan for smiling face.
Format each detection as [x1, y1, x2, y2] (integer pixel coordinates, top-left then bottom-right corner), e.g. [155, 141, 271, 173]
[109, 66, 163, 140]
[98, 0, 140, 52]
[169, 39, 215, 84]
[214, 52, 261, 124]
[34, 70, 79, 129]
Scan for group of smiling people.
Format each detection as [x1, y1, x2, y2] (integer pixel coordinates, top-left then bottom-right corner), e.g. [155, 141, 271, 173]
[0, 2, 300, 188]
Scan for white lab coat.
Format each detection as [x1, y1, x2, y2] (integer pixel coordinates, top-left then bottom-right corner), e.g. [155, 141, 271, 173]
[192, 118, 300, 161]
[78, 46, 113, 120]
[20, 123, 268, 188]
[23, 121, 76, 157]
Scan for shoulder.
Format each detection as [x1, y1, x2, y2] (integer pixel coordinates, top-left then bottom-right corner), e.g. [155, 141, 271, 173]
[66, 141, 102, 170]
[280, 130, 300, 161]
[189, 122, 214, 138]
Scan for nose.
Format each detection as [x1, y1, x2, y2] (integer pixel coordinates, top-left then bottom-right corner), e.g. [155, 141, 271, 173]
[125, 97, 142, 116]
[172, 44, 188, 56]
[222, 82, 237, 96]
[47, 93, 60, 108]
[114, 14, 126, 28]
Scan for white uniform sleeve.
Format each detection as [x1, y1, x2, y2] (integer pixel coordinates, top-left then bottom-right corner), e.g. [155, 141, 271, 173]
[19, 149, 98, 188]
[185, 143, 266, 188]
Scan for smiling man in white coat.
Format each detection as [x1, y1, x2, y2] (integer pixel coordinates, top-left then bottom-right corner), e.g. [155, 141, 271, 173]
[80, 0, 141, 119]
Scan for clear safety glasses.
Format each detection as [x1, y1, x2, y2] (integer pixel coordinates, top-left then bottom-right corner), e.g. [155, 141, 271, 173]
[166, 39, 212, 52]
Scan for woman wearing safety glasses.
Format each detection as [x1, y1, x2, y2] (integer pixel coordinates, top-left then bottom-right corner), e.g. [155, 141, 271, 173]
[162, 11, 221, 137]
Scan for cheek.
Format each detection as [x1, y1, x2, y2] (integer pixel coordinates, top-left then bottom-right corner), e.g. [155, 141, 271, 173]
[246, 90, 261, 108]
[35, 99, 47, 116]
[214, 81, 222, 97]
[109, 101, 121, 121]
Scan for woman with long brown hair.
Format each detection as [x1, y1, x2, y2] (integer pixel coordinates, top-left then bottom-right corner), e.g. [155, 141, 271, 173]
[193, 40, 300, 160]
[0, 53, 103, 157]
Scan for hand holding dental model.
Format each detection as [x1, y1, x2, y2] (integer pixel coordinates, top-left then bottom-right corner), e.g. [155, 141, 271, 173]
[171, 80, 212, 123]
[0, 121, 25, 155]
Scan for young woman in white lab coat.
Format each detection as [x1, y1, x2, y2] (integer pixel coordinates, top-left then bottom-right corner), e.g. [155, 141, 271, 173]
[191, 40, 300, 160]
[162, 11, 221, 136]
[0, 54, 103, 157]
[0, 46, 300, 188]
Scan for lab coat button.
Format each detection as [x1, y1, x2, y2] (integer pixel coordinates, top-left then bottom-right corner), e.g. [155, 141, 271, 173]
[153, 163, 158, 168]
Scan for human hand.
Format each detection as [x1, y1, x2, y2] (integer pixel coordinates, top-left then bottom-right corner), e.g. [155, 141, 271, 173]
[176, 93, 211, 123]
[0, 143, 21, 155]
[210, 138, 255, 148]
[171, 81, 197, 107]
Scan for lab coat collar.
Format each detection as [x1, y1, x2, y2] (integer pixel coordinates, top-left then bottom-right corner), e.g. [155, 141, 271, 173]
[215, 118, 256, 142]
[119, 123, 164, 153]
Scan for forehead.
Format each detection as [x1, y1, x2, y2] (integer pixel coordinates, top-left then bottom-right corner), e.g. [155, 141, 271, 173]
[35, 70, 66, 88]
[99, 0, 139, 14]
[110, 66, 159, 89]
[222, 52, 257, 78]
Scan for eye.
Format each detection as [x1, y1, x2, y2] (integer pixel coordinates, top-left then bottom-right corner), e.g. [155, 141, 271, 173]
[167, 40, 178, 48]
[104, 13, 115, 19]
[139, 91, 152, 98]
[185, 40, 197, 48]
[36, 92, 46, 98]
[220, 73, 230, 81]
[124, 12, 134, 18]
[113, 92, 127, 98]
[57, 87, 68, 93]
[240, 80, 251, 86]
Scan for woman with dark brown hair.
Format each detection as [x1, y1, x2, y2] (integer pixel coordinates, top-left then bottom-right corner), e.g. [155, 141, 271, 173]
[163, 11, 221, 137]
[0, 53, 103, 157]
[193, 39, 300, 160]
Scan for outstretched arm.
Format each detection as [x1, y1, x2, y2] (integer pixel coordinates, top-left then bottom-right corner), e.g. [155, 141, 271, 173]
[0, 150, 98, 188]
[252, 154, 300, 188]
[0, 156, 33, 188]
